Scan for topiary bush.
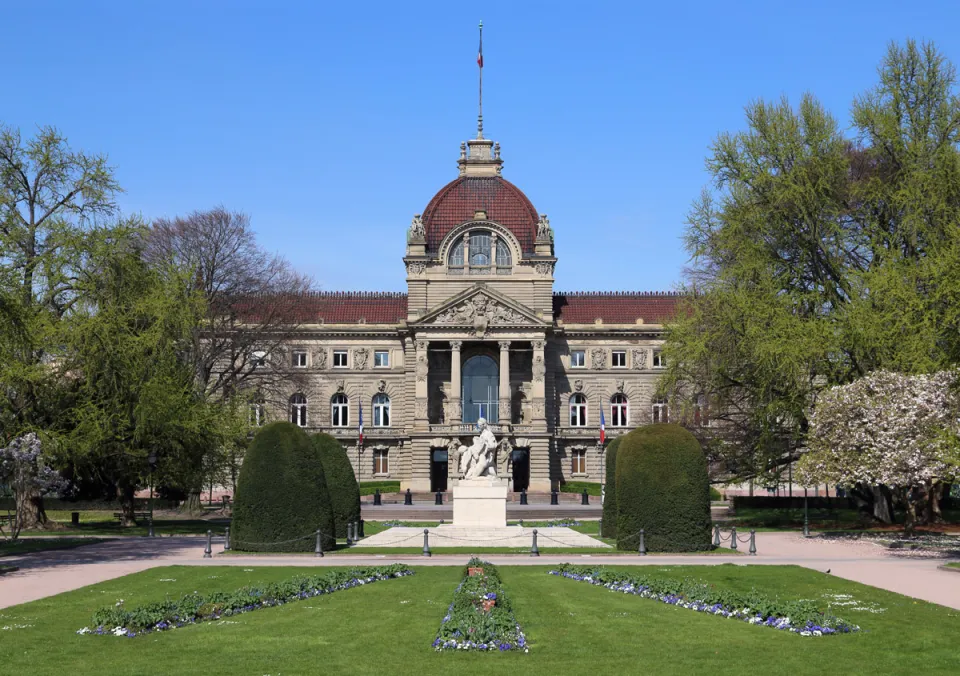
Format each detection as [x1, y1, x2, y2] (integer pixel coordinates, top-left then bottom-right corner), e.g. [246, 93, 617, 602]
[601, 437, 622, 538]
[232, 422, 335, 552]
[615, 423, 711, 552]
[311, 433, 361, 539]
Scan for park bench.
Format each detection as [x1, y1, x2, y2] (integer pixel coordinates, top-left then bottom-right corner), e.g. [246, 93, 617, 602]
[113, 511, 151, 522]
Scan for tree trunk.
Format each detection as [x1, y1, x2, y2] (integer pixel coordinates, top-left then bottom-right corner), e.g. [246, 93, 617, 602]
[850, 483, 893, 524]
[922, 481, 943, 524]
[117, 484, 137, 527]
[902, 487, 918, 536]
[180, 490, 203, 515]
[16, 484, 53, 531]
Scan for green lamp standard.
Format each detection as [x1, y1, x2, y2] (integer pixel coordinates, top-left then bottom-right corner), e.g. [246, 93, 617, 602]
[147, 452, 158, 538]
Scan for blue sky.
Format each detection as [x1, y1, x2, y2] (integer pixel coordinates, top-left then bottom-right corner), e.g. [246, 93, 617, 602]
[5, 1, 959, 292]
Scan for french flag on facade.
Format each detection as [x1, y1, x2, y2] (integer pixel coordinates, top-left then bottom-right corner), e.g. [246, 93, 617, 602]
[599, 407, 606, 445]
[358, 402, 364, 446]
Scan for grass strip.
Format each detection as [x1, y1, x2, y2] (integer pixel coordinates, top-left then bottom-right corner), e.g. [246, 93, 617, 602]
[549, 564, 859, 637]
[433, 558, 528, 652]
[77, 564, 413, 637]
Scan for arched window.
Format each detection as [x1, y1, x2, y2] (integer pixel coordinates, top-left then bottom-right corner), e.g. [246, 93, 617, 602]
[372, 393, 390, 427]
[611, 394, 628, 427]
[290, 393, 307, 427]
[331, 394, 349, 427]
[462, 355, 499, 423]
[652, 397, 668, 423]
[570, 393, 587, 427]
[469, 231, 491, 266]
[448, 240, 464, 274]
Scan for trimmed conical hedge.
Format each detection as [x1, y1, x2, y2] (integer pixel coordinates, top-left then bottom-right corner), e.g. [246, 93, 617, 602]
[601, 436, 622, 538]
[232, 422, 335, 552]
[616, 423, 711, 552]
[311, 433, 361, 539]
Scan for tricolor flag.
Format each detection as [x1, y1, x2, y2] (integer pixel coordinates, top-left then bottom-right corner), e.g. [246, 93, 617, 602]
[358, 401, 364, 446]
[599, 407, 606, 445]
[477, 25, 483, 68]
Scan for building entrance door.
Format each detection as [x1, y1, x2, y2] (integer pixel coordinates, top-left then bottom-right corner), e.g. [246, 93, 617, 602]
[430, 449, 448, 493]
[511, 449, 529, 492]
[462, 355, 499, 423]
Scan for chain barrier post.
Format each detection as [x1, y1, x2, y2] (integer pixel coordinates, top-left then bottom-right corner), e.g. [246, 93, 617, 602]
[531, 528, 540, 556]
[405, 488, 413, 506]
[224, 526, 231, 551]
[350, 522, 357, 545]
[315, 529, 323, 557]
[435, 490, 443, 505]
[581, 489, 589, 505]
[713, 524, 721, 547]
[359, 519, 365, 538]
[520, 489, 528, 505]
[422, 528, 431, 557]
[749, 529, 757, 556]
[638, 529, 646, 556]
[598, 517, 603, 537]
[203, 530, 212, 558]
[803, 487, 810, 538]
[374, 488, 382, 506]
[550, 490, 559, 505]
[730, 526, 738, 550]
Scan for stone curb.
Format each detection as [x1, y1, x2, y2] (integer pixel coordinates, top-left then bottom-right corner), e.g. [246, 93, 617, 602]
[937, 564, 960, 574]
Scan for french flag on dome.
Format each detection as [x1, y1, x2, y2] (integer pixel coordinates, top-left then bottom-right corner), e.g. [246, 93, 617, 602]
[599, 407, 606, 445]
[477, 21, 483, 68]
[358, 402, 364, 446]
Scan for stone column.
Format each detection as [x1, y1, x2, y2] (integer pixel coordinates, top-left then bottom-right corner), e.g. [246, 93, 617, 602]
[531, 339, 547, 431]
[462, 233, 470, 274]
[450, 340, 463, 423]
[498, 340, 511, 423]
[414, 339, 429, 426]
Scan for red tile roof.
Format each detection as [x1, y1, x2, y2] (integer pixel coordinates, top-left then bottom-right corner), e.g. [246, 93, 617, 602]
[422, 176, 539, 254]
[233, 292, 408, 324]
[553, 292, 682, 324]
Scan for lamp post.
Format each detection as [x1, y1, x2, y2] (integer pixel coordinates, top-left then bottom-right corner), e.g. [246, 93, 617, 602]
[803, 487, 810, 538]
[147, 452, 158, 538]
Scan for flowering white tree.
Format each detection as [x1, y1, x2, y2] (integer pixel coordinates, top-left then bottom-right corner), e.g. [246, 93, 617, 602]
[0, 433, 66, 539]
[797, 371, 960, 533]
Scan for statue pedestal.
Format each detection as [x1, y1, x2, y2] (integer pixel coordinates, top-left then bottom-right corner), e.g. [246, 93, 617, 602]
[451, 478, 508, 528]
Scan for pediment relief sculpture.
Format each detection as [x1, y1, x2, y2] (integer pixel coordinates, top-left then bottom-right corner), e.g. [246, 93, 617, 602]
[430, 292, 531, 326]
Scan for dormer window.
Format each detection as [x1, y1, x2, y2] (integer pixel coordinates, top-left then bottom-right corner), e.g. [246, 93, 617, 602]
[448, 229, 512, 275]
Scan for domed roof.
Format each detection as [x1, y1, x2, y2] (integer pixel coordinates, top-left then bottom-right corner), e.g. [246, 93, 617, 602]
[422, 175, 539, 255]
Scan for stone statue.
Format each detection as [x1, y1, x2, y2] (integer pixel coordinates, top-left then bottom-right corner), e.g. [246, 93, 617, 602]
[458, 417, 499, 479]
[409, 214, 426, 239]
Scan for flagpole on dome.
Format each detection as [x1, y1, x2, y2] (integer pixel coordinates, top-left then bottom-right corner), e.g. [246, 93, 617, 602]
[477, 20, 484, 139]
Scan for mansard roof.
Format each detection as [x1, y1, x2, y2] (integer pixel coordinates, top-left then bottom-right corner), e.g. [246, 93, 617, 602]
[234, 291, 408, 324]
[553, 291, 682, 325]
[422, 176, 539, 255]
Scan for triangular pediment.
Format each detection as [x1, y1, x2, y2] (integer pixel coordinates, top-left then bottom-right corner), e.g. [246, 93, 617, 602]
[412, 284, 547, 328]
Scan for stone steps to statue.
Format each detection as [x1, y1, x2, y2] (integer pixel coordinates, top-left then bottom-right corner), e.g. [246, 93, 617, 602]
[361, 491, 588, 505]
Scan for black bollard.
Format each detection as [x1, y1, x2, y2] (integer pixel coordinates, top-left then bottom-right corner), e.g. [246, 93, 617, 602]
[373, 488, 382, 506]
[730, 526, 738, 550]
[435, 490, 443, 505]
[404, 488, 413, 506]
[203, 529, 212, 559]
[531, 528, 540, 557]
[713, 524, 721, 547]
[520, 489, 528, 505]
[422, 528, 431, 557]
[581, 489, 589, 505]
[803, 488, 810, 538]
[347, 521, 354, 546]
[224, 526, 231, 551]
[550, 490, 559, 505]
[749, 530, 757, 556]
[638, 529, 646, 556]
[598, 518, 603, 537]
[359, 519, 365, 538]
[315, 529, 323, 557]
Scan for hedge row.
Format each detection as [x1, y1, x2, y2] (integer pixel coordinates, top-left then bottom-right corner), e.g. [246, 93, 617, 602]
[601, 437, 621, 538]
[313, 433, 361, 539]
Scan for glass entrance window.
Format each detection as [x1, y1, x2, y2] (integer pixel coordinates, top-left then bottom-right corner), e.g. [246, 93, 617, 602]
[462, 354, 499, 423]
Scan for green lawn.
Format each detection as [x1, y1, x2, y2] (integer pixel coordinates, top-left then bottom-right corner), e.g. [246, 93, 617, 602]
[1, 564, 958, 675]
[946, 562, 960, 569]
[0, 537, 105, 557]
[731, 506, 960, 532]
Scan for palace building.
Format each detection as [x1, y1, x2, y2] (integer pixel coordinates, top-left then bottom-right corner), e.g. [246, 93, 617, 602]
[257, 130, 681, 492]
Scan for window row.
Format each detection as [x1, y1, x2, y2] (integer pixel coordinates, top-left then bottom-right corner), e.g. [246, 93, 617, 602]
[282, 349, 391, 369]
[569, 349, 665, 368]
[252, 393, 393, 428]
[568, 394, 670, 427]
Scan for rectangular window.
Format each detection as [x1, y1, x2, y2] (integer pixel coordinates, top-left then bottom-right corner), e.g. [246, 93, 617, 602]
[652, 398, 668, 423]
[653, 350, 665, 368]
[572, 449, 586, 475]
[292, 350, 307, 368]
[374, 350, 389, 368]
[333, 350, 348, 368]
[251, 350, 266, 368]
[374, 449, 389, 475]
[611, 350, 626, 368]
[570, 350, 586, 368]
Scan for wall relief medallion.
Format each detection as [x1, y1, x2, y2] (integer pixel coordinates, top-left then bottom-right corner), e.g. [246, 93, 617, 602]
[632, 348, 648, 369]
[616, 380, 625, 394]
[377, 379, 387, 393]
[335, 379, 346, 393]
[574, 379, 584, 392]
[414, 397, 428, 419]
[532, 354, 546, 382]
[534, 262, 554, 277]
[415, 354, 429, 382]
[406, 261, 426, 276]
[313, 349, 327, 369]
[590, 348, 607, 370]
[353, 347, 369, 370]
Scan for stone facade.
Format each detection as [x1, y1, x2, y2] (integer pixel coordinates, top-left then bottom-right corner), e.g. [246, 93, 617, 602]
[248, 134, 681, 491]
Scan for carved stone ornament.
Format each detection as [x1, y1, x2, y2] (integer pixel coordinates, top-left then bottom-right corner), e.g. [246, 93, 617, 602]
[415, 354, 428, 382]
[406, 261, 426, 276]
[314, 349, 327, 369]
[498, 340, 512, 351]
[534, 262, 554, 277]
[532, 340, 546, 351]
[498, 400, 511, 420]
[632, 348, 648, 369]
[497, 438, 512, 477]
[415, 340, 429, 352]
[531, 398, 546, 418]
[432, 292, 529, 326]
[536, 213, 552, 239]
[335, 379, 346, 393]
[377, 379, 387, 393]
[590, 348, 607, 370]
[353, 347, 369, 370]
[532, 354, 546, 383]
[574, 379, 584, 392]
[414, 398, 429, 419]
[616, 380, 625, 394]
[409, 214, 426, 240]
[450, 340, 463, 351]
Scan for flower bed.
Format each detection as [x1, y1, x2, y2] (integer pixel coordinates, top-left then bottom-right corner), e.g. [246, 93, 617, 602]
[433, 558, 528, 652]
[514, 519, 582, 527]
[549, 564, 859, 636]
[77, 565, 413, 637]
